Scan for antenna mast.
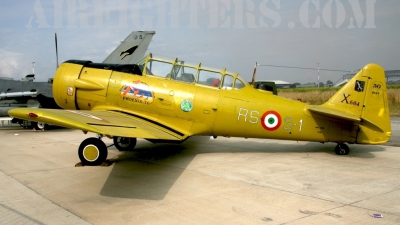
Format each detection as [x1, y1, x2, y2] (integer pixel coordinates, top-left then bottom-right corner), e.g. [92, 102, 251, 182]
[251, 62, 258, 86]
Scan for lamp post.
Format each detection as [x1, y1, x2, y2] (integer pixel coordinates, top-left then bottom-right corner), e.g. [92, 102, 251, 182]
[32, 62, 35, 75]
[317, 62, 320, 88]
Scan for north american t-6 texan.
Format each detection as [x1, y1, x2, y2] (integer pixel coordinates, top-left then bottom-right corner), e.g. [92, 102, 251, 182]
[9, 42, 391, 166]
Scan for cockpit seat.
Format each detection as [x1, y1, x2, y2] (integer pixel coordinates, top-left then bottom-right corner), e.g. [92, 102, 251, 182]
[211, 78, 221, 87]
[181, 73, 195, 83]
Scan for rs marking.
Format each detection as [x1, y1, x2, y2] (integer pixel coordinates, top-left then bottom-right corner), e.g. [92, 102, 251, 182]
[238, 108, 259, 124]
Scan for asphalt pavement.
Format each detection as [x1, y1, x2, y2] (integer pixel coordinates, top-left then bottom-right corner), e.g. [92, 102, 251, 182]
[0, 120, 399, 224]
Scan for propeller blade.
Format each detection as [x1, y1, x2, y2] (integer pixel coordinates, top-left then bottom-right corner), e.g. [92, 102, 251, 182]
[55, 33, 59, 68]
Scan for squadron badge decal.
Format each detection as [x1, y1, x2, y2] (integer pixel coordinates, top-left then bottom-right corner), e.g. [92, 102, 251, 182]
[355, 80, 365, 92]
[67, 87, 74, 96]
[180, 100, 193, 112]
[121, 80, 154, 104]
[120, 45, 138, 60]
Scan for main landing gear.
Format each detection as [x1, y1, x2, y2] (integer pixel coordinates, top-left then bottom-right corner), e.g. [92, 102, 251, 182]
[335, 143, 350, 155]
[77, 136, 137, 166]
[113, 137, 137, 151]
[33, 122, 48, 131]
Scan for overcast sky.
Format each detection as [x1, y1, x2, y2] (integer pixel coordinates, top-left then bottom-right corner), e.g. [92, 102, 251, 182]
[0, 0, 399, 84]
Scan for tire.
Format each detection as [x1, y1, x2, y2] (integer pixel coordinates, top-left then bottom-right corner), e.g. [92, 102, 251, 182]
[335, 144, 350, 155]
[113, 137, 137, 151]
[78, 138, 108, 166]
[33, 122, 48, 130]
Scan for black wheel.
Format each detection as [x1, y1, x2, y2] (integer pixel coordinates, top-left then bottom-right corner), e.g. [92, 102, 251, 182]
[33, 122, 48, 130]
[78, 138, 108, 166]
[335, 143, 350, 155]
[113, 137, 137, 151]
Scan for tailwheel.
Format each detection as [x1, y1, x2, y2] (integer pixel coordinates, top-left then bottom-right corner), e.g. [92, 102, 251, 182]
[335, 143, 350, 155]
[113, 137, 137, 151]
[78, 137, 108, 166]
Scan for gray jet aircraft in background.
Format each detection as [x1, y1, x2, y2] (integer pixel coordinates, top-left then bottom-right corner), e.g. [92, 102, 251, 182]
[1, 31, 155, 129]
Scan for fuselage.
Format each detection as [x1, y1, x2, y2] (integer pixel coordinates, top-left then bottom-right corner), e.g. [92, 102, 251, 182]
[52, 54, 382, 145]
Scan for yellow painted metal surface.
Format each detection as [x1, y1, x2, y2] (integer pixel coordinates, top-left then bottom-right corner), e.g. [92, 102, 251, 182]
[52, 62, 82, 110]
[9, 54, 391, 145]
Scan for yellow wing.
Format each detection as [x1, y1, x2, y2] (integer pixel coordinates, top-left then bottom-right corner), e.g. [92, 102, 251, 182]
[8, 108, 187, 141]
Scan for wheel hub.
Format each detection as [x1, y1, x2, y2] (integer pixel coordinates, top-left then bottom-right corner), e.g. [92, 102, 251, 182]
[83, 144, 99, 162]
[118, 137, 130, 148]
[37, 122, 45, 129]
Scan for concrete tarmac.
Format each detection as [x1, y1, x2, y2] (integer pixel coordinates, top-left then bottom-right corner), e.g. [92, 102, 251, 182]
[0, 121, 399, 224]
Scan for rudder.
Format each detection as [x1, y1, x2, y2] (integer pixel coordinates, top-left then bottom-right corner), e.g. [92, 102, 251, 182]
[357, 64, 391, 144]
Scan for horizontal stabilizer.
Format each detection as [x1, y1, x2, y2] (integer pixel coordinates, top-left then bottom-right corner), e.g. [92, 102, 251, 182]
[308, 106, 360, 122]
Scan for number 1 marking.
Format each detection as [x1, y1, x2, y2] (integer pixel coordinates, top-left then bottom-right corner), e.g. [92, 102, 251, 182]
[299, 119, 303, 131]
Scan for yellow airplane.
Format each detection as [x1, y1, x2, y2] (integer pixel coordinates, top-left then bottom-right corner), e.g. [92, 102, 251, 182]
[8, 53, 391, 166]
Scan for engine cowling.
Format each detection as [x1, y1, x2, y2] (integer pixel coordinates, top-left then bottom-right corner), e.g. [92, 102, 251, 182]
[53, 60, 92, 110]
[53, 60, 142, 110]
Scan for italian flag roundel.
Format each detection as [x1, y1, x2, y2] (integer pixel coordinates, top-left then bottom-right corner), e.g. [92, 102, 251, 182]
[261, 111, 282, 131]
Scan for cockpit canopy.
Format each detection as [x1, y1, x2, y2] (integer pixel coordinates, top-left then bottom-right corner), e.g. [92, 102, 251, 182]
[136, 53, 246, 90]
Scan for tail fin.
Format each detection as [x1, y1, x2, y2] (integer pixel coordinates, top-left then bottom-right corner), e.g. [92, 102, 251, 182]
[323, 64, 391, 144]
[103, 31, 155, 64]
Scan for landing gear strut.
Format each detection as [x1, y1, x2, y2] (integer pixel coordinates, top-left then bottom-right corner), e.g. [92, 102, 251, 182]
[335, 143, 349, 155]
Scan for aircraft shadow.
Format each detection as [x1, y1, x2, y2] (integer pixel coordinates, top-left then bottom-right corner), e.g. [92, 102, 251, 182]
[100, 136, 386, 200]
[100, 142, 191, 200]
